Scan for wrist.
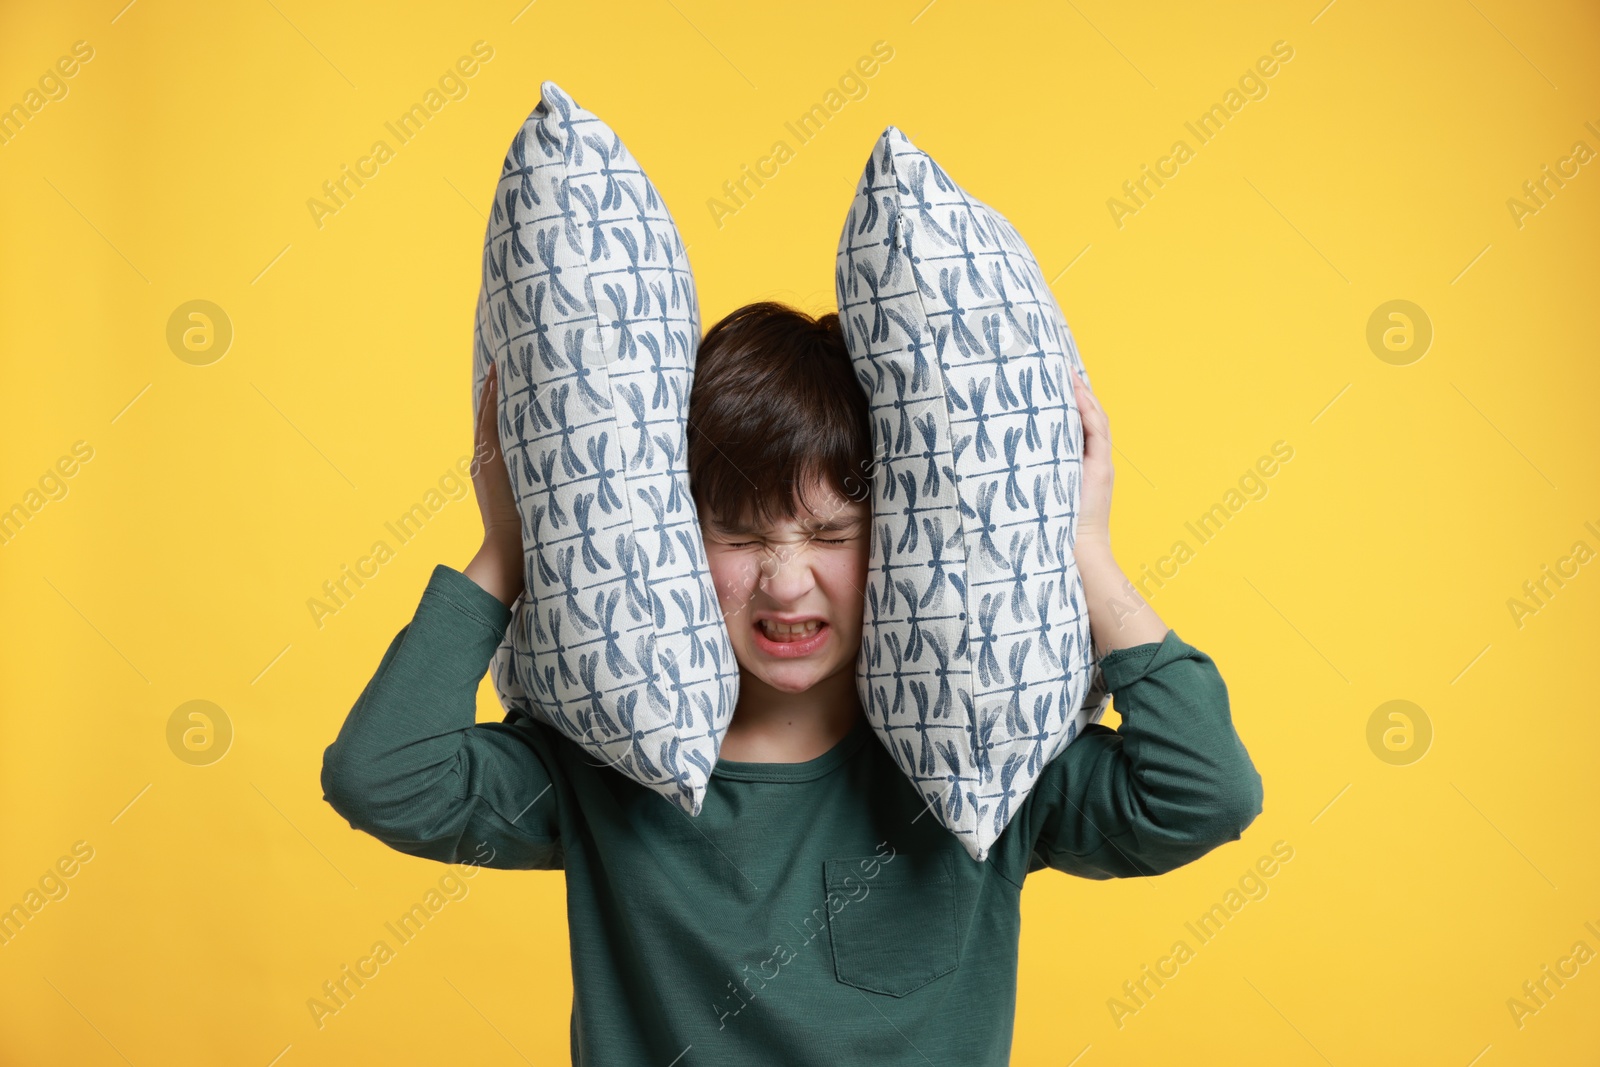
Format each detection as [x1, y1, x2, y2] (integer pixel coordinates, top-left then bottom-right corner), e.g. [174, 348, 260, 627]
[1074, 531, 1113, 561]
[463, 540, 525, 608]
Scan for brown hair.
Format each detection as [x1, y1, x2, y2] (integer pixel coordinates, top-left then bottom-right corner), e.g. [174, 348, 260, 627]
[686, 301, 874, 532]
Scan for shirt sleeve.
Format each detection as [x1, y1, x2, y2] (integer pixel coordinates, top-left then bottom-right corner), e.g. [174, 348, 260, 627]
[998, 628, 1264, 883]
[320, 564, 565, 871]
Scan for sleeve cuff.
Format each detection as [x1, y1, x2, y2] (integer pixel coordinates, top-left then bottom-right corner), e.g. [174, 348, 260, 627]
[1098, 629, 1188, 692]
[421, 564, 514, 636]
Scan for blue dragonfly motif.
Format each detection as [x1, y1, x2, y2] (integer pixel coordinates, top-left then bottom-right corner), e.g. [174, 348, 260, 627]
[1006, 382, 1049, 480]
[656, 735, 698, 809]
[619, 180, 664, 261]
[554, 545, 601, 631]
[535, 450, 568, 530]
[547, 180, 586, 261]
[503, 185, 540, 271]
[919, 629, 956, 719]
[946, 212, 989, 299]
[529, 652, 559, 704]
[482, 242, 516, 340]
[982, 327, 1023, 411]
[898, 158, 956, 246]
[934, 267, 984, 359]
[964, 375, 998, 462]
[543, 606, 581, 689]
[972, 592, 1007, 689]
[583, 433, 624, 515]
[618, 382, 657, 471]
[692, 688, 718, 740]
[682, 738, 714, 789]
[645, 437, 687, 514]
[604, 231, 652, 315]
[891, 469, 923, 555]
[569, 493, 611, 575]
[960, 479, 1011, 571]
[1025, 475, 1060, 567]
[1001, 528, 1039, 623]
[587, 587, 637, 679]
[895, 221, 938, 308]
[1021, 691, 1061, 777]
[1000, 637, 1037, 737]
[909, 413, 945, 497]
[560, 331, 612, 414]
[535, 225, 584, 313]
[879, 630, 916, 720]
[851, 259, 892, 344]
[656, 647, 697, 730]
[1045, 420, 1074, 508]
[499, 126, 541, 208]
[889, 577, 929, 663]
[614, 533, 665, 627]
[675, 529, 715, 615]
[999, 427, 1028, 511]
[882, 305, 933, 393]
[576, 652, 622, 739]
[634, 331, 672, 410]
[627, 484, 675, 567]
[566, 181, 613, 262]
[667, 588, 708, 670]
[916, 515, 959, 609]
[932, 739, 972, 822]
[1031, 582, 1067, 675]
[595, 279, 640, 359]
[580, 130, 628, 210]
[981, 259, 1031, 343]
[547, 386, 592, 478]
[528, 507, 560, 585]
[986, 751, 1028, 838]
[612, 690, 663, 780]
[905, 678, 946, 776]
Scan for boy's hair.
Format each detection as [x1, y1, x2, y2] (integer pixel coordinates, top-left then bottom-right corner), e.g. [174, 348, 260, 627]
[686, 301, 874, 531]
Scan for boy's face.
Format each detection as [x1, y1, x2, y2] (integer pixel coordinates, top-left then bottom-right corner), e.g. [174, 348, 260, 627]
[701, 477, 871, 695]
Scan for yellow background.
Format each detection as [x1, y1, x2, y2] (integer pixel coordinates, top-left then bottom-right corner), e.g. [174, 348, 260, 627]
[3, 0, 1597, 1063]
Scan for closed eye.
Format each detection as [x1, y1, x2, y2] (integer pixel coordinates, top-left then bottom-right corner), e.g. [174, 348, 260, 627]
[720, 536, 855, 547]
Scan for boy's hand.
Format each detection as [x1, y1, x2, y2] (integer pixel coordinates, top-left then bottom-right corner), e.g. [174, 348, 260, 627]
[1071, 371, 1113, 550]
[464, 364, 526, 607]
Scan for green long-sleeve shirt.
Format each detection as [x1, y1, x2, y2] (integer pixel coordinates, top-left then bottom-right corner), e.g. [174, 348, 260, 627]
[320, 564, 1264, 1065]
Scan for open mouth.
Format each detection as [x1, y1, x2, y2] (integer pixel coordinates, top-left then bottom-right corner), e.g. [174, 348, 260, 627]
[752, 619, 830, 657]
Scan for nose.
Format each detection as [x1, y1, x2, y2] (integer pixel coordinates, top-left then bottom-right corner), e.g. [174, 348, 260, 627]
[755, 540, 820, 605]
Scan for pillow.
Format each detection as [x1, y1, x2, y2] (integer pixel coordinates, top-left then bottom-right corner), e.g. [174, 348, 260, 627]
[470, 80, 738, 817]
[835, 126, 1112, 864]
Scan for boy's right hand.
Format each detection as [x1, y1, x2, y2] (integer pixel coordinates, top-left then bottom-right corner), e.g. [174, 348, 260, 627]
[464, 364, 526, 607]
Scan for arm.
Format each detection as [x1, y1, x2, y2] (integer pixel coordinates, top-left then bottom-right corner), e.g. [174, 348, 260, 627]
[320, 363, 563, 870]
[1018, 625, 1263, 879]
[320, 563, 564, 870]
[1001, 372, 1262, 879]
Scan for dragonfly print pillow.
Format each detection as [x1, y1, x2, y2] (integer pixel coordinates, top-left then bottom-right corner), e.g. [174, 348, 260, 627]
[469, 80, 739, 817]
[835, 126, 1112, 864]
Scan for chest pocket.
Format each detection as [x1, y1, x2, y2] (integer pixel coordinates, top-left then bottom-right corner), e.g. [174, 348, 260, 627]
[822, 850, 960, 997]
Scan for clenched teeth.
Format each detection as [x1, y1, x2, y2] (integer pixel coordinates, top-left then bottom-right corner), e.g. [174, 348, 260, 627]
[759, 619, 822, 636]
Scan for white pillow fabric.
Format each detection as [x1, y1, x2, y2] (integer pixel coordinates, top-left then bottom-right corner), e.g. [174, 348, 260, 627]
[836, 126, 1112, 863]
[470, 80, 738, 817]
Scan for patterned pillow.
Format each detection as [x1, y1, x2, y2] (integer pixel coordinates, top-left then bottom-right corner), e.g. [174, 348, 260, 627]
[836, 126, 1112, 864]
[469, 80, 738, 818]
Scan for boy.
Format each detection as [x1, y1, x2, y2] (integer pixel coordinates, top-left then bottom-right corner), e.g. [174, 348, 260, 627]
[320, 301, 1264, 1064]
